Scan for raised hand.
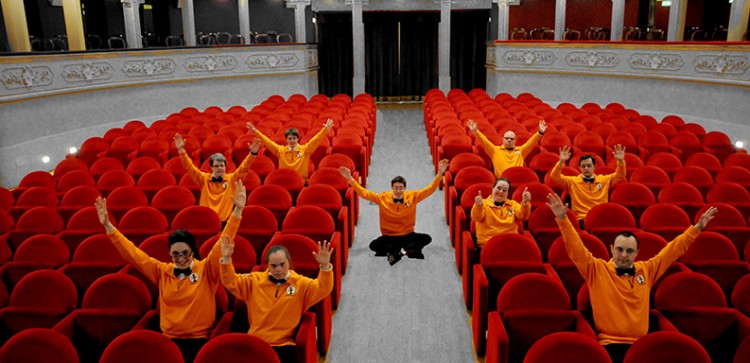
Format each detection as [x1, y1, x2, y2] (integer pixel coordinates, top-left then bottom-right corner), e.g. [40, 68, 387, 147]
[467, 119, 478, 133]
[231, 180, 246, 211]
[538, 120, 548, 134]
[613, 144, 626, 161]
[94, 196, 114, 232]
[249, 138, 261, 154]
[437, 159, 449, 175]
[312, 240, 333, 267]
[246, 122, 257, 133]
[695, 206, 718, 230]
[220, 234, 234, 259]
[545, 193, 569, 219]
[339, 166, 354, 181]
[522, 187, 531, 204]
[174, 133, 186, 152]
[475, 190, 483, 206]
[559, 145, 572, 163]
[324, 118, 334, 130]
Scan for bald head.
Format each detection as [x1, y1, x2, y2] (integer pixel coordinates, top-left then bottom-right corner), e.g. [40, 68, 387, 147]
[503, 131, 517, 149]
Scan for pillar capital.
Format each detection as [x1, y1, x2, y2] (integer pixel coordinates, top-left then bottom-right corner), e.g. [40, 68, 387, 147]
[121, 0, 144, 8]
[285, 0, 311, 9]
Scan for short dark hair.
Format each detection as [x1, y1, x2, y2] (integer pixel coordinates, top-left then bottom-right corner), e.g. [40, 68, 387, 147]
[285, 128, 300, 138]
[209, 153, 227, 167]
[266, 245, 291, 263]
[614, 231, 639, 249]
[579, 154, 596, 166]
[168, 229, 200, 259]
[494, 177, 511, 190]
[391, 176, 406, 188]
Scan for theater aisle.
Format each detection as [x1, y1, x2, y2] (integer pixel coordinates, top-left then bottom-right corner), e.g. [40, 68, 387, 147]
[327, 104, 475, 362]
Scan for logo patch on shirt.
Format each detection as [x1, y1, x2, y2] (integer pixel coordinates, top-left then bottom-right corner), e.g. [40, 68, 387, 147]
[189, 273, 200, 283]
[508, 209, 514, 215]
[514, 150, 519, 155]
[636, 274, 645, 285]
[285, 285, 297, 295]
[222, 182, 228, 190]
[296, 152, 302, 159]
[596, 183, 603, 190]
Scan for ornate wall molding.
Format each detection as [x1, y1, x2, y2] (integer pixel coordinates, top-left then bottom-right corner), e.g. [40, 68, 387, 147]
[62, 62, 115, 83]
[122, 59, 177, 77]
[486, 42, 750, 86]
[246, 53, 299, 68]
[566, 51, 620, 68]
[628, 53, 684, 71]
[1, 66, 54, 89]
[0, 44, 318, 102]
[693, 54, 749, 75]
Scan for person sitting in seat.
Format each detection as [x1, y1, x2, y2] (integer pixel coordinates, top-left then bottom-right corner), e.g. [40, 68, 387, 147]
[471, 177, 531, 249]
[467, 118, 547, 177]
[175, 134, 260, 222]
[95, 181, 247, 363]
[247, 118, 334, 180]
[219, 236, 333, 363]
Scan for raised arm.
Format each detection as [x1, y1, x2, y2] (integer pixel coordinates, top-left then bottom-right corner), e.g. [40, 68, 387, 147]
[340, 166, 379, 203]
[231, 139, 260, 181]
[247, 122, 281, 155]
[175, 133, 205, 184]
[219, 234, 251, 299]
[550, 146, 571, 186]
[515, 187, 532, 221]
[304, 240, 335, 309]
[471, 190, 487, 223]
[303, 118, 334, 153]
[610, 144, 627, 184]
[206, 181, 246, 278]
[547, 193, 596, 277]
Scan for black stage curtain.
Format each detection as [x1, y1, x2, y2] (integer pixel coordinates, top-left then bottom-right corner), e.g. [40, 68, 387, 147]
[450, 10, 489, 92]
[364, 12, 438, 100]
[317, 12, 354, 97]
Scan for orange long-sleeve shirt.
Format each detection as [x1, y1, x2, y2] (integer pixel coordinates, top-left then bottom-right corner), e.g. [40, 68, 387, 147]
[558, 216, 700, 345]
[470, 198, 531, 246]
[349, 173, 442, 236]
[179, 151, 255, 221]
[220, 263, 333, 346]
[474, 130, 542, 177]
[550, 160, 626, 220]
[254, 127, 329, 180]
[106, 215, 241, 339]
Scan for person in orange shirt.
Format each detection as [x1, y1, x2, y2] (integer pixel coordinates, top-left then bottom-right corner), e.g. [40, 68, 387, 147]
[219, 236, 333, 363]
[467, 118, 547, 177]
[247, 119, 334, 180]
[95, 181, 247, 363]
[471, 177, 531, 248]
[175, 133, 260, 222]
[339, 159, 449, 265]
[546, 192, 717, 363]
[550, 144, 626, 227]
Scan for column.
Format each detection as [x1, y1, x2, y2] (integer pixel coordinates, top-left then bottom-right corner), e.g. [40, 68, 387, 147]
[351, 0, 365, 95]
[554, 0, 567, 41]
[182, 0, 196, 46]
[610, 0, 625, 41]
[728, 0, 750, 41]
[286, 0, 311, 43]
[122, 0, 144, 49]
[438, 0, 451, 92]
[1, 0, 31, 52]
[238, 0, 250, 44]
[62, 0, 86, 50]
[494, 0, 510, 40]
[667, 0, 688, 41]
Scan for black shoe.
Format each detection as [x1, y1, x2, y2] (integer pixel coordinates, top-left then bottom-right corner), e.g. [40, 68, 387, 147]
[407, 250, 425, 259]
[374, 251, 387, 257]
[387, 252, 402, 266]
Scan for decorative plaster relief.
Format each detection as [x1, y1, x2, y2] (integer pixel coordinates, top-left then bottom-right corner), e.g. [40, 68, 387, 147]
[566, 51, 619, 68]
[502, 50, 556, 65]
[628, 53, 684, 71]
[184, 55, 238, 72]
[246, 53, 300, 68]
[1, 66, 54, 89]
[487, 48, 496, 65]
[122, 59, 177, 77]
[63, 62, 114, 83]
[307, 50, 318, 67]
[693, 54, 749, 75]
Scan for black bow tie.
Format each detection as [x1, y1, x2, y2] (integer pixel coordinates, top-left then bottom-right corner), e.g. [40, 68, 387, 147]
[494, 201, 505, 207]
[616, 266, 636, 276]
[269, 275, 287, 285]
[393, 198, 404, 204]
[211, 176, 224, 183]
[174, 267, 192, 278]
[583, 176, 596, 184]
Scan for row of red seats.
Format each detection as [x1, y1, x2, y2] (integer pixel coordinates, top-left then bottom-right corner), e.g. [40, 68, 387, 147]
[481, 272, 750, 363]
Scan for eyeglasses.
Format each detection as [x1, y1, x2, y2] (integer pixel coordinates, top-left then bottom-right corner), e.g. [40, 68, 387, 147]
[170, 250, 193, 259]
[504, 137, 516, 141]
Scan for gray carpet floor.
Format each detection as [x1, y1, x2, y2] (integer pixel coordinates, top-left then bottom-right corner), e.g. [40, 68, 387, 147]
[326, 105, 476, 362]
